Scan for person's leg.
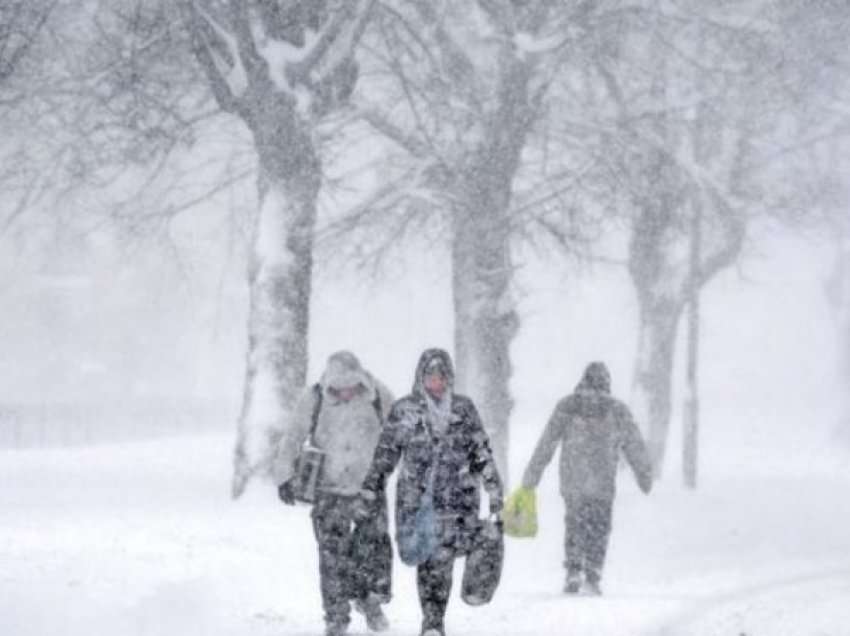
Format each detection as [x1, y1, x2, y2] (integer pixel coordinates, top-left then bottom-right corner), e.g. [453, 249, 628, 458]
[361, 489, 392, 601]
[563, 497, 582, 593]
[416, 546, 454, 635]
[312, 495, 353, 632]
[583, 498, 613, 594]
[349, 491, 391, 631]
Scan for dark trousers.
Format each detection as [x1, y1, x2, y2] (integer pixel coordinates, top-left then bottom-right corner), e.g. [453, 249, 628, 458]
[564, 495, 613, 584]
[416, 516, 478, 632]
[417, 545, 455, 632]
[311, 492, 391, 626]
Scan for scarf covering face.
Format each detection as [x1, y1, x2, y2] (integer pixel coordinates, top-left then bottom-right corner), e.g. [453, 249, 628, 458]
[425, 390, 452, 436]
[413, 348, 456, 437]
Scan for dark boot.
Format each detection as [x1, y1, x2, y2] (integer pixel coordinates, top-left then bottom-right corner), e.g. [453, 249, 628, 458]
[564, 565, 582, 595]
[325, 620, 348, 636]
[564, 575, 581, 594]
[354, 597, 389, 632]
[583, 571, 602, 596]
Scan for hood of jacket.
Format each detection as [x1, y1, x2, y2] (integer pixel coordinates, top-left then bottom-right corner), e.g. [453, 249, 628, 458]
[411, 348, 455, 397]
[320, 350, 374, 394]
[575, 361, 611, 394]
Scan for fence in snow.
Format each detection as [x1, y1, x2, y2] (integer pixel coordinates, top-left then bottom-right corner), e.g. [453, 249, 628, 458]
[0, 399, 236, 448]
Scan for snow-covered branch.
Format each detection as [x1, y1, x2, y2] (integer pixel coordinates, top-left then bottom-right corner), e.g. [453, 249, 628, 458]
[181, 1, 244, 113]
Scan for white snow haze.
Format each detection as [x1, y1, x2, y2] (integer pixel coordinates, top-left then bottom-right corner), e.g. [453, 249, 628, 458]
[2, 218, 848, 636]
[1, 2, 849, 636]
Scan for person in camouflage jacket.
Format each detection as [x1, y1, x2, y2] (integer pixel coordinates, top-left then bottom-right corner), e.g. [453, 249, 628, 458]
[360, 348, 503, 636]
[521, 361, 653, 595]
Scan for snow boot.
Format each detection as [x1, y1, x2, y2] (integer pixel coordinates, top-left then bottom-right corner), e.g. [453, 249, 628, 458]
[564, 572, 581, 595]
[421, 619, 445, 636]
[325, 620, 348, 636]
[354, 598, 389, 632]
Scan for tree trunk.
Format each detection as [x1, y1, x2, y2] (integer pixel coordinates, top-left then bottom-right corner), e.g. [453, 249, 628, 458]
[449, 49, 533, 485]
[231, 101, 320, 498]
[452, 192, 518, 484]
[632, 296, 683, 477]
[683, 201, 702, 489]
[181, 3, 368, 497]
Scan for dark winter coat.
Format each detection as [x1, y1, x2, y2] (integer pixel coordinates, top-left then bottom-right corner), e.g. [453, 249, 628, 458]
[361, 349, 503, 544]
[521, 362, 653, 501]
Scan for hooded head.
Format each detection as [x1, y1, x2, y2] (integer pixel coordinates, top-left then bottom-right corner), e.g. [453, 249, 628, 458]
[320, 350, 373, 401]
[413, 348, 455, 398]
[575, 361, 611, 394]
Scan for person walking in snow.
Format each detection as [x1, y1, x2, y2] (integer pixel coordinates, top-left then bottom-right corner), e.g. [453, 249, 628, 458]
[519, 361, 653, 596]
[358, 348, 504, 636]
[274, 351, 394, 636]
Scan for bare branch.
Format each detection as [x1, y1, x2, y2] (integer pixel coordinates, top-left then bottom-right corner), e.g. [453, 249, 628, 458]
[353, 106, 429, 158]
[181, 0, 242, 113]
[286, 0, 375, 84]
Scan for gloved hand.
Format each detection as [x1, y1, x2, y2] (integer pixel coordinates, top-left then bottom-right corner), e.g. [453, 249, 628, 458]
[277, 480, 296, 505]
[352, 489, 376, 522]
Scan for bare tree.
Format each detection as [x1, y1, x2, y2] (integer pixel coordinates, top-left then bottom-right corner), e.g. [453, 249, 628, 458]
[1, 1, 374, 494]
[1, 0, 240, 239]
[339, 0, 602, 480]
[0, 0, 56, 232]
[777, 0, 850, 440]
[0, 0, 53, 87]
[181, 0, 374, 496]
[528, 2, 787, 474]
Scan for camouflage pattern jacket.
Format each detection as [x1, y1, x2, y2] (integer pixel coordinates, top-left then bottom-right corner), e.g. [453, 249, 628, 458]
[361, 349, 503, 541]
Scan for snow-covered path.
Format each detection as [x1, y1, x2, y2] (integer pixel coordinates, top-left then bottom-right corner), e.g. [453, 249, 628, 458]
[2, 433, 849, 636]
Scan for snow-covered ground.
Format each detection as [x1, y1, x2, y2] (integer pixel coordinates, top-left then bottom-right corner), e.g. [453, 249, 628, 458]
[3, 231, 847, 635]
[2, 425, 849, 636]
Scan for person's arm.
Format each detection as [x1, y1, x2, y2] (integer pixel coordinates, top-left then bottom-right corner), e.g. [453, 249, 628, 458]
[373, 378, 395, 422]
[466, 400, 504, 509]
[520, 398, 570, 490]
[271, 386, 316, 486]
[617, 403, 653, 494]
[360, 400, 407, 496]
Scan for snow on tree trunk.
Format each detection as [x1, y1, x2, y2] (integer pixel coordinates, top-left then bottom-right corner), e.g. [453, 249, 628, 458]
[632, 295, 683, 477]
[452, 194, 518, 484]
[682, 202, 702, 488]
[231, 106, 320, 498]
[182, 1, 369, 497]
[628, 180, 688, 478]
[449, 48, 533, 485]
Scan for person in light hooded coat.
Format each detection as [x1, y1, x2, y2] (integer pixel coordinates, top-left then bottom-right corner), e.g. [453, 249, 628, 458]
[520, 361, 653, 595]
[274, 351, 394, 636]
[359, 348, 503, 636]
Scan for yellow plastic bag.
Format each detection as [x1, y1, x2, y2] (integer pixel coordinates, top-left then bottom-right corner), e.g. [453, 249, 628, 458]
[501, 487, 537, 538]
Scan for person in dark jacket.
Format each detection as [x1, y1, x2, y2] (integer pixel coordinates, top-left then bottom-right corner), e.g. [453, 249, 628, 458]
[359, 348, 503, 636]
[520, 361, 653, 596]
[273, 351, 394, 636]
